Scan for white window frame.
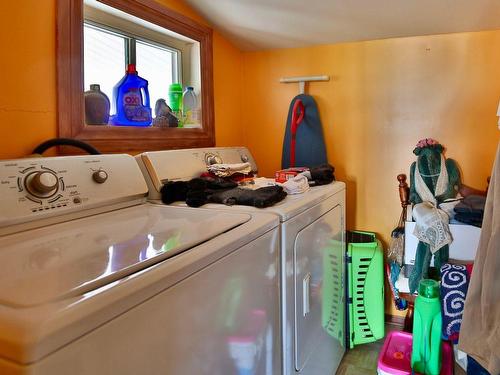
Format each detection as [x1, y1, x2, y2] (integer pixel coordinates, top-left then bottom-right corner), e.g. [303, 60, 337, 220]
[83, 20, 181, 85]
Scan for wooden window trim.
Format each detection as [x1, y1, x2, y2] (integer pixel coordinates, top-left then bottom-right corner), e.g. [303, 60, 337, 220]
[57, 0, 215, 153]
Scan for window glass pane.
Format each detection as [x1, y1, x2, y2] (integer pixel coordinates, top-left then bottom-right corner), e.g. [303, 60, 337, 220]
[136, 41, 175, 109]
[84, 24, 126, 103]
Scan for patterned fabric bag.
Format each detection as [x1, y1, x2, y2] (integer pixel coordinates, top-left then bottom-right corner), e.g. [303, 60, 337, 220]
[440, 263, 471, 343]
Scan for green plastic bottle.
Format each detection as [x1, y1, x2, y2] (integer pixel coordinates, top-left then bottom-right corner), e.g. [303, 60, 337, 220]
[411, 279, 442, 375]
[168, 83, 183, 127]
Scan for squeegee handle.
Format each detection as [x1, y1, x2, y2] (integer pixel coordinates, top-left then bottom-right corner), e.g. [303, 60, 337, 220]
[290, 99, 305, 167]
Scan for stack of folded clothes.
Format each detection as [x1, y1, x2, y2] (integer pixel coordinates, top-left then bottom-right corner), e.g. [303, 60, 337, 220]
[160, 163, 335, 209]
[454, 194, 486, 227]
[160, 176, 287, 208]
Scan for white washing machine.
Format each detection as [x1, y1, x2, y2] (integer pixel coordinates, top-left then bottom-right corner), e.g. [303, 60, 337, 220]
[0, 154, 281, 375]
[136, 147, 347, 375]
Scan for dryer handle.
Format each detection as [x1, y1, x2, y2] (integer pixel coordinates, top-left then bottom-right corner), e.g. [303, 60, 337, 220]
[303, 273, 311, 316]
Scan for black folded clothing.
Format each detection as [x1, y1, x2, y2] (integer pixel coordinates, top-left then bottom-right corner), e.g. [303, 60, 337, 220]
[309, 164, 335, 186]
[160, 181, 189, 204]
[454, 215, 482, 227]
[454, 194, 486, 227]
[208, 186, 287, 208]
[160, 177, 238, 205]
[454, 194, 486, 215]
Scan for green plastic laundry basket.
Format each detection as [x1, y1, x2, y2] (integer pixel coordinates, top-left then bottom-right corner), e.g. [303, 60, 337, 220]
[322, 238, 345, 343]
[346, 231, 385, 348]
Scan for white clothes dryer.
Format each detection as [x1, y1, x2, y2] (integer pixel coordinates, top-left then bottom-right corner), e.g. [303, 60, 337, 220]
[137, 147, 347, 375]
[0, 154, 281, 375]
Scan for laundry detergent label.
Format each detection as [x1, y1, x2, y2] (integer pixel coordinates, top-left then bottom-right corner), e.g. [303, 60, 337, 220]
[123, 89, 151, 122]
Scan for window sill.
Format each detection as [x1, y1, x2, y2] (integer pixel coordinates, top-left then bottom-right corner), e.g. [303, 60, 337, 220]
[59, 123, 215, 153]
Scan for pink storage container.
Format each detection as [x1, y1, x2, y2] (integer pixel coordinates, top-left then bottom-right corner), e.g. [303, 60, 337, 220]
[377, 331, 453, 375]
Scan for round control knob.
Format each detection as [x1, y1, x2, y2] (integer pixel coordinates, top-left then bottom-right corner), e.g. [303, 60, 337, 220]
[29, 171, 58, 195]
[241, 155, 249, 163]
[205, 153, 222, 166]
[92, 170, 108, 184]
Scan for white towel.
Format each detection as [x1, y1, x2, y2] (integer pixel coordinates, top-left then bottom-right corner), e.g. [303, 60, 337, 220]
[282, 174, 310, 195]
[239, 177, 276, 190]
[208, 162, 252, 177]
[412, 201, 452, 254]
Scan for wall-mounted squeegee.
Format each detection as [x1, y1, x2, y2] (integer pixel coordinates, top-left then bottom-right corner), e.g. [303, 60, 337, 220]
[279, 75, 330, 94]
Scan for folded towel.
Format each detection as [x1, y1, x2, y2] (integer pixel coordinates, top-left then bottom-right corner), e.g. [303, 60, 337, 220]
[238, 177, 277, 190]
[454, 195, 486, 214]
[207, 162, 252, 177]
[454, 214, 483, 227]
[282, 174, 310, 195]
[454, 194, 486, 227]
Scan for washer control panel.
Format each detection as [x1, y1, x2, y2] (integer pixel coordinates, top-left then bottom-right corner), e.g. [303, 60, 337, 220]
[0, 154, 148, 229]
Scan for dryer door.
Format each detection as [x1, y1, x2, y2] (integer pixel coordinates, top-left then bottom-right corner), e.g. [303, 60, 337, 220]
[294, 204, 344, 373]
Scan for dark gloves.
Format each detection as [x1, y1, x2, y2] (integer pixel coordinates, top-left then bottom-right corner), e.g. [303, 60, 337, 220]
[208, 186, 287, 208]
[160, 177, 238, 207]
[161, 181, 189, 204]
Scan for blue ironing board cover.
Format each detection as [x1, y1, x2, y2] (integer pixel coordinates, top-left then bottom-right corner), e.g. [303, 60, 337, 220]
[281, 94, 328, 169]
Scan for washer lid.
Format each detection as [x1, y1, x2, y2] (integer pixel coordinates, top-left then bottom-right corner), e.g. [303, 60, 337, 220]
[0, 205, 250, 307]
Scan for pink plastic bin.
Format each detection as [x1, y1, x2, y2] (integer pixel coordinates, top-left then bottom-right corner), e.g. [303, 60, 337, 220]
[377, 331, 453, 375]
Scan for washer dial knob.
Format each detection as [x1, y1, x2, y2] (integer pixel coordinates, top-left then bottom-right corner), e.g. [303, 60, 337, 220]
[92, 170, 108, 184]
[205, 153, 222, 166]
[29, 171, 58, 196]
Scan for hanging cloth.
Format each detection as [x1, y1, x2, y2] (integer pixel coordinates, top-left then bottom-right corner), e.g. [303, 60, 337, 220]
[282, 94, 327, 169]
[459, 142, 500, 375]
[414, 153, 448, 204]
[412, 153, 453, 253]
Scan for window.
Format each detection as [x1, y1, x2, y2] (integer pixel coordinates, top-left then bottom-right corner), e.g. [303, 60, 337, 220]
[57, 0, 214, 153]
[83, 22, 179, 112]
[83, 24, 126, 105]
[135, 40, 177, 109]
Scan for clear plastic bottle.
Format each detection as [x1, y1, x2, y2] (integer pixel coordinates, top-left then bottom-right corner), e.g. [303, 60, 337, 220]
[182, 87, 200, 127]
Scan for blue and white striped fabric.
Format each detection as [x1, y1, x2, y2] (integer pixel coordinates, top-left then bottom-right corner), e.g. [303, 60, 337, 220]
[440, 263, 470, 343]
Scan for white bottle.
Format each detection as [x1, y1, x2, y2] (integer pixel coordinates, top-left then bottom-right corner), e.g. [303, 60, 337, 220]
[182, 87, 200, 127]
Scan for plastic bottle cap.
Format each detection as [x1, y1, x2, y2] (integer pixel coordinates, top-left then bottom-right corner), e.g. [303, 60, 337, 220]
[169, 83, 183, 91]
[90, 84, 101, 91]
[418, 279, 439, 299]
[187, 86, 194, 90]
[127, 64, 137, 74]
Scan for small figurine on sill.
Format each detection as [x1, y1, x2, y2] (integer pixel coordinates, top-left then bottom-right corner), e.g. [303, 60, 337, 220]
[408, 138, 461, 293]
[153, 99, 179, 128]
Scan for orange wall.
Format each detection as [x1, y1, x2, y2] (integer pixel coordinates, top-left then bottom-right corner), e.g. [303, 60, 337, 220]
[0, 0, 243, 159]
[1, 1, 58, 159]
[242, 31, 500, 315]
[243, 30, 500, 238]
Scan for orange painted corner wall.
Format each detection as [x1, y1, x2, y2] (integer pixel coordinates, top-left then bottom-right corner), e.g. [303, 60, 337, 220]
[1, 1, 58, 159]
[155, 0, 244, 147]
[0, 0, 243, 160]
[241, 30, 500, 316]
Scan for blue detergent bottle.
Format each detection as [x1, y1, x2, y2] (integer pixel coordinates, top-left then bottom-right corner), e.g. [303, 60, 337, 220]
[111, 64, 152, 126]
